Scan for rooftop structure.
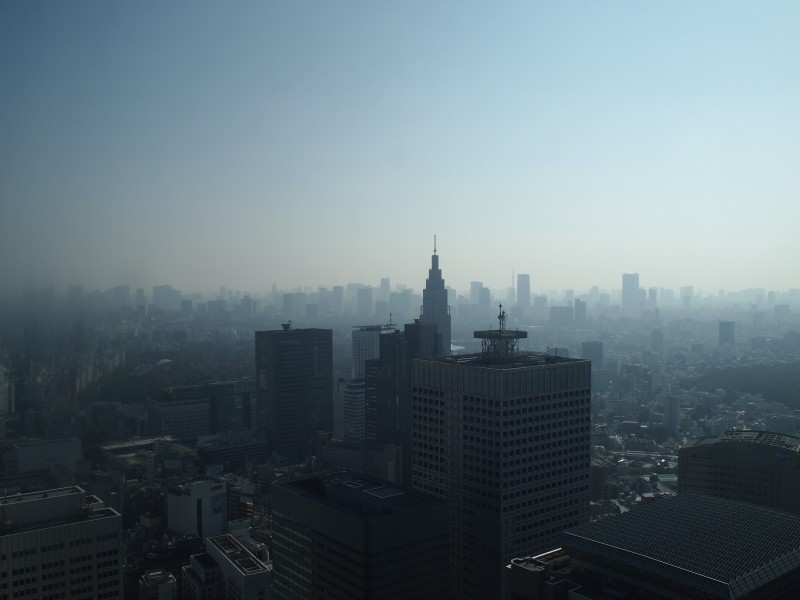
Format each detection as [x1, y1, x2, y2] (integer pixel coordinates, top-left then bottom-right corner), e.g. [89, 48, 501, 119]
[279, 470, 441, 517]
[139, 568, 178, 599]
[560, 493, 800, 599]
[207, 534, 271, 578]
[473, 303, 527, 356]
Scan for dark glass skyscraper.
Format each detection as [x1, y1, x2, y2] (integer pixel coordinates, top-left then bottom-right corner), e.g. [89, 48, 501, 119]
[420, 238, 451, 356]
[255, 327, 332, 463]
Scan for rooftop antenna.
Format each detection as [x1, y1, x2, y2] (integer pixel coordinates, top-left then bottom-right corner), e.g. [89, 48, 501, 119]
[388, 312, 394, 326]
[498, 303, 506, 332]
[433, 234, 437, 255]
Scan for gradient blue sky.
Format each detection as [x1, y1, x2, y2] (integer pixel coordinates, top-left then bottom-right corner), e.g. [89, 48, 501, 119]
[2, 1, 799, 295]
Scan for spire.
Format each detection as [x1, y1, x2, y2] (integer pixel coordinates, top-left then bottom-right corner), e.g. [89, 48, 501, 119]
[434, 234, 437, 255]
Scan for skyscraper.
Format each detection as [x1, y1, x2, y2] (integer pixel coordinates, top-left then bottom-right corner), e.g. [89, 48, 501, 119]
[412, 308, 591, 598]
[621, 273, 640, 316]
[255, 326, 333, 463]
[365, 319, 438, 485]
[516, 274, 531, 307]
[352, 325, 397, 380]
[421, 237, 451, 356]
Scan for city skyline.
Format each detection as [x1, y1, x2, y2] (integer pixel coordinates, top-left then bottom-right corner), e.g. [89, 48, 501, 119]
[3, 3, 800, 294]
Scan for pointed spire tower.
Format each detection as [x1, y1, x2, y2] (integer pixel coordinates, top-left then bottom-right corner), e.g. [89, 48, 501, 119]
[421, 235, 451, 356]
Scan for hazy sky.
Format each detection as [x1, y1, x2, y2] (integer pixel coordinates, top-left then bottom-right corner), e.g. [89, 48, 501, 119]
[2, 2, 799, 295]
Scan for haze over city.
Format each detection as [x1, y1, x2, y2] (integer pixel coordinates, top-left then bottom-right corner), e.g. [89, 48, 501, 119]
[3, 2, 799, 294]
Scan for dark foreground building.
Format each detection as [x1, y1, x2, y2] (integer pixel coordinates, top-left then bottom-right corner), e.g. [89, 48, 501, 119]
[271, 471, 449, 600]
[508, 493, 800, 599]
[412, 311, 591, 599]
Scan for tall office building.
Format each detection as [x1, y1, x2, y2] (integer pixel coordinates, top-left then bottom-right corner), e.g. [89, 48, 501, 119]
[255, 327, 333, 463]
[352, 325, 397, 380]
[379, 277, 390, 303]
[272, 471, 449, 600]
[342, 379, 367, 440]
[412, 308, 591, 598]
[421, 238, 451, 356]
[621, 273, 640, 316]
[356, 287, 373, 319]
[517, 274, 531, 308]
[678, 430, 800, 513]
[345, 325, 398, 440]
[0, 486, 123, 600]
[574, 299, 587, 326]
[365, 320, 438, 485]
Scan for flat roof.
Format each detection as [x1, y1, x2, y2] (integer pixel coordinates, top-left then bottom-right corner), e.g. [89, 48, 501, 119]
[562, 493, 800, 599]
[681, 430, 800, 454]
[0, 485, 84, 506]
[0, 505, 120, 536]
[207, 534, 269, 576]
[279, 471, 445, 517]
[420, 351, 587, 369]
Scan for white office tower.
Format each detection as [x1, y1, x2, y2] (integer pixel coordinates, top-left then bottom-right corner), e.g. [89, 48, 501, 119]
[0, 486, 122, 599]
[166, 477, 227, 540]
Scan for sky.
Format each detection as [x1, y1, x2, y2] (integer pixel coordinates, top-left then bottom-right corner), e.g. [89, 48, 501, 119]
[2, 1, 799, 296]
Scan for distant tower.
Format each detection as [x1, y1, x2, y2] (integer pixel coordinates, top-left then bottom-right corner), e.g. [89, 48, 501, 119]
[622, 273, 640, 316]
[421, 236, 451, 356]
[581, 341, 604, 369]
[516, 274, 531, 307]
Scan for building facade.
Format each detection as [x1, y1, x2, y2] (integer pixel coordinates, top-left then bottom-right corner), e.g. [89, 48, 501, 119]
[255, 327, 333, 463]
[166, 477, 227, 540]
[271, 471, 449, 600]
[412, 316, 591, 598]
[182, 534, 272, 600]
[678, 430, 800, 513]
[0, 486, 122, 600]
